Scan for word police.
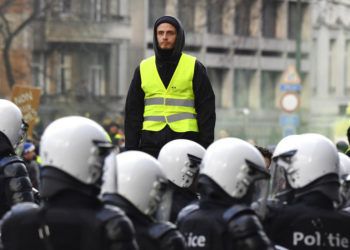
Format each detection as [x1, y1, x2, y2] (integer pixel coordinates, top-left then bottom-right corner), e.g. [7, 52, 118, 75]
[293, 231, 349, 248]
[186, 233, 206, 248]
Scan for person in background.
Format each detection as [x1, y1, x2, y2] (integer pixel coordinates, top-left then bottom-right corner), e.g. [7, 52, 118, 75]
[346, 127, 350, 157]
[157, 139, 205, 223]
[22, 141, 41, 190]
[1, 116, 139, 250]
[124, 15, 215, 158]
[0, 99, 34, 218]
[102, 150, 185, 250]
[255, 145, 273, 170]
[107, 122, 125, 151]
[336, 140, 348, 154]
[177, 138, 274, 249]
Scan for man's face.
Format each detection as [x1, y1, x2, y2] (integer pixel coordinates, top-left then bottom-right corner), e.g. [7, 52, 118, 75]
[156, 23, 177, 50]
[23, 150, 35, 161]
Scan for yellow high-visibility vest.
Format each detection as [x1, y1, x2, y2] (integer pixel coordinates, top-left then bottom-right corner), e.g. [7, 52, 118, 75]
[140, 53, 199, 132]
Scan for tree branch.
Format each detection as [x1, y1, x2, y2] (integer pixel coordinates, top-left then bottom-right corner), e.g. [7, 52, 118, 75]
[1, 0, 59, 88]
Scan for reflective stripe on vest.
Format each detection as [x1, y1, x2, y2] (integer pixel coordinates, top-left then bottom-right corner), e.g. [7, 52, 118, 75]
[140, 53, 199, 132]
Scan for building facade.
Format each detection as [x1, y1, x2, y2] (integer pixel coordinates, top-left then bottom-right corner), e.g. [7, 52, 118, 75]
[2, 0, 350, 144]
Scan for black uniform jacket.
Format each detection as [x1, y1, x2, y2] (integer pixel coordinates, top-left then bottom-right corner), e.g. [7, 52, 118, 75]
[264, 193, 350, 250]
[103, 194, 185, 250]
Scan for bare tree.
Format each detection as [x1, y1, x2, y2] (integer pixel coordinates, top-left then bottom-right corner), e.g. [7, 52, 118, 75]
[0, 0, 57, 89]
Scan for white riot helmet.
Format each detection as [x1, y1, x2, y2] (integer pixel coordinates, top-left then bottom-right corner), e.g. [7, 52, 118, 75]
[0, 99, 27, 150]
[338, 152, 350, 206]
[272, 133, 339, 189]
[158, 139, 205, 188]
[40, 116, 114, 186]
[339, 152, 350, 181]
[200, 137, 269, 201]
[270, 133, 339, 203]
[114, 151, 168, 217]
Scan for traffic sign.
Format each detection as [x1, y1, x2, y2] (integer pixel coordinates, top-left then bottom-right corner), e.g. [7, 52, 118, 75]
[280, 65, 301, 84]
[280, 84, 302, 92]
[279, 114, 300, 127]
[280, 92, 299, 113]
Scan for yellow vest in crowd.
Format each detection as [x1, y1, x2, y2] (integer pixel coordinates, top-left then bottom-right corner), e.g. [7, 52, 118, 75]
[140, 53, 199, 132]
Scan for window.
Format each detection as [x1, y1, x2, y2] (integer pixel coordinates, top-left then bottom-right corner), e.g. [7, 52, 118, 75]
[207, 0, 225, 34]
[80, 0, 121, 21]
[91, 0, 102, 22]
[57, 52, 72, 94]
[312, 38, 318, 95]
[235, 0, 254, 36]
[288, 2, 308, 40]
[61, 0, 71, 13]
[329, 39, 337, 94]
[89, 66, 105, 96]
[51, 0, 71, 18]
[148, 0, 165, 28]
[178, 0, 195, 32]
[207, 68, 223, 108]
[261, 71, 280, 109]
[88, 51, 108, 96]
[262, 0, 279, 38]
[108, 0, 121, 20]
[234, 69, 253, 108]
[346, 40, 350, 95]
[32, 52, 45, 91]
[288, 2, 297, 39]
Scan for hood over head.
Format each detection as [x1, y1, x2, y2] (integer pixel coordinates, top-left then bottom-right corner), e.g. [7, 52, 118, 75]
[153, 16, 185, 61]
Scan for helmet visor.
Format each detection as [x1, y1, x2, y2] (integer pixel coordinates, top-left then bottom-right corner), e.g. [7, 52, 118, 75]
[180, 153, 202, 189]
[88, 140, 115, 185]
[245, 160, 270, 218]
[14, 120, 28, 155]
[269, 150, 297, 204]
[149, 177, 173, 221]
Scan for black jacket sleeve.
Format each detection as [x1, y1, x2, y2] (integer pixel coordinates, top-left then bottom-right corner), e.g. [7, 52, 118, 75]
[193, 61, 216, 148]
[124, 66, 144, 151]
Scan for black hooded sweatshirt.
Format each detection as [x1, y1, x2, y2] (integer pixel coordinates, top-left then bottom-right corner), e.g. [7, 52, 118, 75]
[124, 16, 216, 158]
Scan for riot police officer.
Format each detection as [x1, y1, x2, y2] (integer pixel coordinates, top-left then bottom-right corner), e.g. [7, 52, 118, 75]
[0, 99, 34, 217]
[1, 116, 139, 250]
[101, 150, 186, 250]
[177, 137, 274, 249]
[157, 139, 205, 222]
[265, 133, 350, 249]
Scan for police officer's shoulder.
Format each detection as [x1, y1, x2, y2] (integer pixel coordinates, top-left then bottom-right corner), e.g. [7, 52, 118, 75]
[0, 155, 28, 177]
[177, 202, 200, 222]
[99, 204, 126, 219]
[223, 204, 255, 223]
[223, 204, 266, 238]
[0, 155, 22, 166]
[148, 221, 176, 239]
[149, 221, 186, 250]
[227, 213, 264, 237]
[99, 204, 136, 241]
[3, 202, 40, 222]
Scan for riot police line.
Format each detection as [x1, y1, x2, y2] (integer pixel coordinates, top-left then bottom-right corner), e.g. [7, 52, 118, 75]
[1, 98, 350, 250]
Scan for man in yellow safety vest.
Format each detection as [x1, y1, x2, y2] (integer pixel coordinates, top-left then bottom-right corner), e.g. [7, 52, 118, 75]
[124, 15, 216, 158]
